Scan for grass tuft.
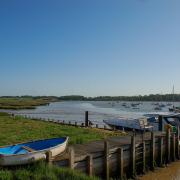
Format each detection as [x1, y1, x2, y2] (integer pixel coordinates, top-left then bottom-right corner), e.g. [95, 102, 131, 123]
[0, 162, 99, 180]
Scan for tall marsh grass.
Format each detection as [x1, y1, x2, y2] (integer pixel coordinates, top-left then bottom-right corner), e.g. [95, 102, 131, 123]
[0, 161, 99, 180]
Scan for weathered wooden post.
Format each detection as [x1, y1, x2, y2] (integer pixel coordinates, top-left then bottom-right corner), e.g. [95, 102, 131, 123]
[130, 134, 136, 178]
[150, 132, 155, 170]
[46, 151, 53, 165]
[75, 122, 77, 127]
[142, 141, 146, 173]
[158, 115, 163, 131]
[85, 111, 89, 127]
[87, 155, 93, 176]
[158, 136, 164, 167]
[117, 148, 124, 179]
[104, 141, 109, 180]
[176, 126, 180, 159]
[69, 147, 74, 169]
[171, 133, 176, 162]
[96, 124, 99, 128]
[166, 128, 171, 163]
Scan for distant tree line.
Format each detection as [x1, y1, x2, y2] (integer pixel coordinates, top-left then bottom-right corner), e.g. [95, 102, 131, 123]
[1, 94, 180, 102]
[58, 94, 180, 102]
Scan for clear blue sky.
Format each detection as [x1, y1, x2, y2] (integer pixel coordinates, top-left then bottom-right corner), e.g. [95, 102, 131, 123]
[0, 0, 180, 96]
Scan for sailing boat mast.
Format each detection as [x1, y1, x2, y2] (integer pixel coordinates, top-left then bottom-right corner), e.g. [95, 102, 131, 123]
[172, 85, 175, 109]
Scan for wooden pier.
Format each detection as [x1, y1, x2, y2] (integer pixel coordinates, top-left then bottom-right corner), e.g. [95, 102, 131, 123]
[51, 128, 180, 179]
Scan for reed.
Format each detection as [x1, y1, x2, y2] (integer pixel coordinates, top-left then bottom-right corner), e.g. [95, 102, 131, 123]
[0, 161, 99, 180]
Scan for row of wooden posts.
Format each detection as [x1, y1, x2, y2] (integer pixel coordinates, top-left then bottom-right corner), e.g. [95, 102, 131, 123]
[22, 111, 112, 130]
[62, 128, 180, 180]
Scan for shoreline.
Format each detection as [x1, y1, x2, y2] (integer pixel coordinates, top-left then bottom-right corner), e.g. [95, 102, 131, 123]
[139, 161, 180, 180]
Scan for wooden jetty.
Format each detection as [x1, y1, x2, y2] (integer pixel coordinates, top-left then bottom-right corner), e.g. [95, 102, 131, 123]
[50, 128, 180, 180]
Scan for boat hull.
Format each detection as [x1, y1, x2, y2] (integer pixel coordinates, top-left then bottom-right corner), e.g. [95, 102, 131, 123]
[0, 137, 68, 166]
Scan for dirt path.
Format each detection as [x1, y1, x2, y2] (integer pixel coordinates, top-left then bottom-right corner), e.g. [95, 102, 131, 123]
[139, 161, 180, 180]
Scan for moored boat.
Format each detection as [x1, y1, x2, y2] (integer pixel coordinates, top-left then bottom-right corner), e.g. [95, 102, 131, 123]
[154, 106, 162, 111]
[103, 118, 152, 132]
[0, 137, 68, 166]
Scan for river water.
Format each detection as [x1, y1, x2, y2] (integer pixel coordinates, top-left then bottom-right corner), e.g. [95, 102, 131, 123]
[2, 101, 180, 125]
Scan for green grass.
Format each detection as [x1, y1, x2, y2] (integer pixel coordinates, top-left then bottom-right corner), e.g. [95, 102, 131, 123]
[0, 97, 57, 110]
[0, 112, 120, 180]
[0, 161, 99, 180]
[0, 112, 121, 146]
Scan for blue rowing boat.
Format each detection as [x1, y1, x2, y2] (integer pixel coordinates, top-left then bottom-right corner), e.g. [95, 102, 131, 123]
[0, 137, 68, 166]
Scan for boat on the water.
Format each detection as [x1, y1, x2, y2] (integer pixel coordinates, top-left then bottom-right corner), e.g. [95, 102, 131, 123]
[103, 118, 153, 132]
[154, 106, 162, 111]
[0, 137, 68, 166]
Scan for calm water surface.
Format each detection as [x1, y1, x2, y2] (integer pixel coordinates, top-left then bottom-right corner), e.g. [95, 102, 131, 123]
[4, 101, 180, 125]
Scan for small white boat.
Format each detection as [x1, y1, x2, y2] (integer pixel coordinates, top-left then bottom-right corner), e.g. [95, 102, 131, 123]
[0, 137, 68, 166]
[104, 118, 152, 132]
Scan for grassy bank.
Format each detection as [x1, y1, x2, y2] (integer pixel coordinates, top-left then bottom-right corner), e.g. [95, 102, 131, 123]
[0, 161, 98, 180]
[0, 97, 58, 110]
[0, 112, 121, 146]
[0, 112, 123, 179]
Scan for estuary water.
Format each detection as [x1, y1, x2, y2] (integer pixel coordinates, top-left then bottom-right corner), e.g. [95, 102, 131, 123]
[3, 101, 180, 125]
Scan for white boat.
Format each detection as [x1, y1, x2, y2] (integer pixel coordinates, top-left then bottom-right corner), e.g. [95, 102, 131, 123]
[104, 118, 152, 132]
[0, 137, 68, 166]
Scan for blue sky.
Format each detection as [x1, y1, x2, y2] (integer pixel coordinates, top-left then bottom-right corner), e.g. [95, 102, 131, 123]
[0, 0, 180, 96]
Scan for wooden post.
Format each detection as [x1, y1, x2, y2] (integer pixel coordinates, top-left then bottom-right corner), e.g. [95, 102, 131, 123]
[104, 141, 109, 180]
[142, 141, 146, 173]
[85, 111, 89, 127]
[166, 128, 171, 164]
[46, 151, 52, 165]
[104, 125, 107, 130]
[158, 136, 163, 167]
[96, 124, 98, 128]
[150, 132, 155, 170]
[130, 135, 136, 178]
[171, 133, 176, 162]
[176, 126, 180, 159]
[87, 155, 93, 176]
[75, 122, 77, 126]
[158, 115, 163, 131]
[69, 121, 71, 125]
[117, 148, 123, 179]
[69, 147, 74, 169]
